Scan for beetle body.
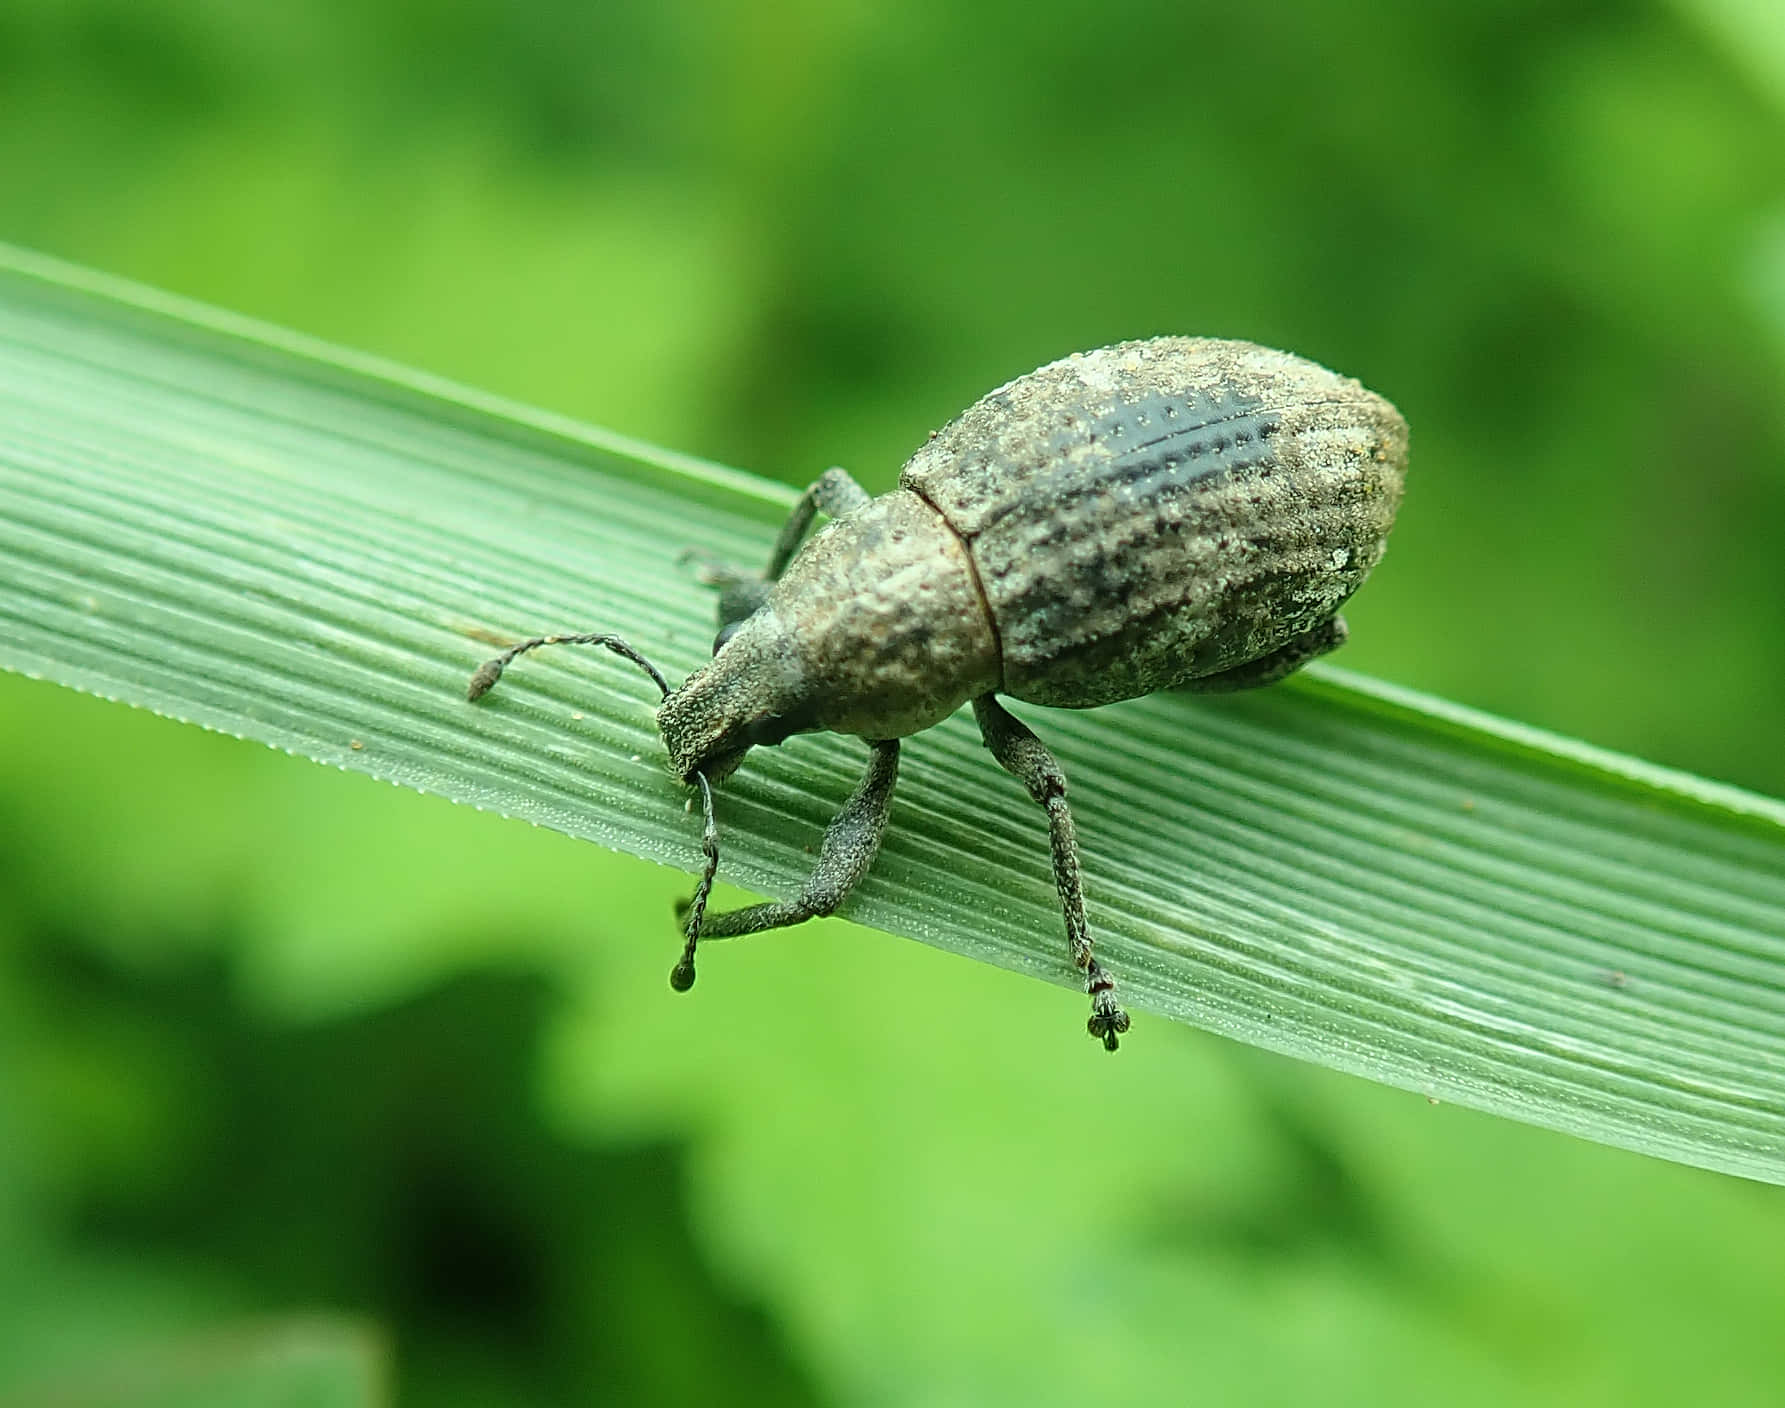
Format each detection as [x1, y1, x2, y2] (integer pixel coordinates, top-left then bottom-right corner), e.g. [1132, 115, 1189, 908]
[661, 337, 1407, 770]
[474, 337, 1408, 1050]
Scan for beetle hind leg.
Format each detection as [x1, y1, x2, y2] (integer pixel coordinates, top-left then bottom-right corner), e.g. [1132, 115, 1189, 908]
[1181, 615, 1348, 694]
[972, 695, 1131, 1051]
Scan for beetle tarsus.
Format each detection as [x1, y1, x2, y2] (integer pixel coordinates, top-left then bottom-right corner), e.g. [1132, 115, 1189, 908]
[1086, 960, 1130, 1051]
[1088, 992, 1131, 1052]
[678, 548, 752, 587]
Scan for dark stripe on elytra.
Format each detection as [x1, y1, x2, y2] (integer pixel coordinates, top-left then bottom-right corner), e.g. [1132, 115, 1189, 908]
[1020, 448, 1373, 570]
[981, 449, 1295, 592]
[966, 393, 1282, 537]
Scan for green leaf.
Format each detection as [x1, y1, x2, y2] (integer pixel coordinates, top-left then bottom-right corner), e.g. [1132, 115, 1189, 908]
[1, 243, 1781, 1182]
[5, 1317, 386, 1408]
[1675, 0, 1785, 116]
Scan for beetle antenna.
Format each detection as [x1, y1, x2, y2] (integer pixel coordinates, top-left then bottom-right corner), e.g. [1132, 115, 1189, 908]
[671, 770, 719, 992]
[466, 631, 722, 992]
[467, 632, 673, 702]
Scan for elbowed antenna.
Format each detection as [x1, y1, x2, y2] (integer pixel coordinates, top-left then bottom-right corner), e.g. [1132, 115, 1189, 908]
[467, 631, 674, 700]
[465, 632, 721, 991]
[672, 770, 718, 991]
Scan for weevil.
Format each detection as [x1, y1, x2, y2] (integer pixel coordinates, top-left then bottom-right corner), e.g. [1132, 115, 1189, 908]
[468, 337, 1409, 1050]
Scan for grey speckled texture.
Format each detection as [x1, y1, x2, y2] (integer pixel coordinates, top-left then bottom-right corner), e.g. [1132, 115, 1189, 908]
[901, 337, 1409, 709]
[660, 487, 999, 774]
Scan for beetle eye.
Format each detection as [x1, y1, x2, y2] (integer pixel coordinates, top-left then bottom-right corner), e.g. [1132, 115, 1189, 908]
[712, 620, 743, 655]
[740, 713, 794, 749]
[737, 702, 817, 751]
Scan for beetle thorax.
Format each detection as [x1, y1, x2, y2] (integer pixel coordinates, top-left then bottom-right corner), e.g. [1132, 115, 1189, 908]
[658, 489, 1000, 780]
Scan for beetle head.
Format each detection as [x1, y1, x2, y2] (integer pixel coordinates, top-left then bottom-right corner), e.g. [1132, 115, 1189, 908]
[657, 605, 812, 784]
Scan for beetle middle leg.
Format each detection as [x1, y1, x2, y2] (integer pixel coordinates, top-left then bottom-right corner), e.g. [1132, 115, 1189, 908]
[972, 695, 1131, 1051]
[684, 737, 900, 948]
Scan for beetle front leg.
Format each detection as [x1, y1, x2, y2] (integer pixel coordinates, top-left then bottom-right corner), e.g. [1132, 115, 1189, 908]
[685, 468, 872, 651]
[972, 695, 1130, 1051]
[763, 466, 872, 579]
[682, 737, 900, 951]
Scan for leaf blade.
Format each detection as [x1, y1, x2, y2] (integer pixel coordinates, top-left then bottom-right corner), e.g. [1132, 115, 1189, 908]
[1, 243, 1781, 1180]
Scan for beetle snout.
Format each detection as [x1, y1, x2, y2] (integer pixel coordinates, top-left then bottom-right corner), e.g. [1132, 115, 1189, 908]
[686, 741, 751, 785]
[656, 609, 810, 786]
[661, 708, 809, 786]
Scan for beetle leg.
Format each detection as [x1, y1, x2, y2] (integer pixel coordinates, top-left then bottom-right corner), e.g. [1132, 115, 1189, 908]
[681, 466, 871, 597]
[763, 467, 872, 580]
[972, 695, 1130, 1052]
[684, 468, 873, 651]
[713, 578, 773, 636]
[1181, 615, 1348, 694]
[681, 738, 900, 951]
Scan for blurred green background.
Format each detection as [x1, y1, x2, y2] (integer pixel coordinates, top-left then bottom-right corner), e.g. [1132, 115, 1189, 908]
[3, 0, 1785, 1403]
